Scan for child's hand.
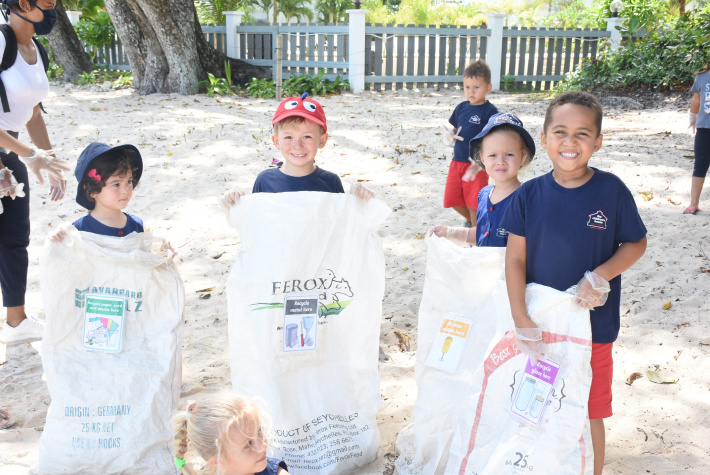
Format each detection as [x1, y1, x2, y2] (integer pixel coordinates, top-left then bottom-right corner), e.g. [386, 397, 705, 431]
[571, 271, 610, 309]
[48, 173, 66, 202]
[514, 325, 547, 365]
[219, 189, 246, 210]
[689, 109, 697, 134]
[351, 183, 375, 201]
[161, 239, 178, 257]
[49, 223, 74, 242]
[462, 162, 482, 182]
[429, 225, 470, 244]
[442, 125, 463, 146]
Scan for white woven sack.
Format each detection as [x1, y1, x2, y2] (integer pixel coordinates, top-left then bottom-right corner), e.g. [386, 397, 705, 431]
[227, 192, 390, 475]
[36, 229, 184, 474]
[395, 235, 506, 475]
[446, 283, 594, 475]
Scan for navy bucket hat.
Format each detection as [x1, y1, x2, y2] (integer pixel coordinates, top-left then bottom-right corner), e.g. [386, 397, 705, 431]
[469, 112, 536, 166]
[74, 142, 142, 210]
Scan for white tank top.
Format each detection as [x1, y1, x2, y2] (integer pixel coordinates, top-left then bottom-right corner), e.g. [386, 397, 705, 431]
[0, 33, 49, 132]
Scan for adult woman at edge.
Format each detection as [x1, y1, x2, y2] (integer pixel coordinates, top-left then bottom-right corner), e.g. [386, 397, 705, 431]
[0, 0, 70, 347]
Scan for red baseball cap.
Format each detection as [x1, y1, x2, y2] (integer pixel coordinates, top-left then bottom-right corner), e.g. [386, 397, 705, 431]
[272, 93, 327, 132]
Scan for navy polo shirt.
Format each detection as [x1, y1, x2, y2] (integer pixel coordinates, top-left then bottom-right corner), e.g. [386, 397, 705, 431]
[74, 213, 144, 237]
[252, 167, 344, 193]
[500, 169, 647, 343]
[475, 185, 513, 247]
[448, 100, 498, 162]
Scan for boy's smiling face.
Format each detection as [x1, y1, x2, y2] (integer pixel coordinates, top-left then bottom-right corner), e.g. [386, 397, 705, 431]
[541, 103, 603, 182]
[272, 119, 328, 177]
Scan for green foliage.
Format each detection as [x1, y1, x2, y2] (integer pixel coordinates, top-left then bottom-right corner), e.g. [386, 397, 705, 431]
[540, 0, 600, 28]
[314, 0, 354, 25]
[501, 74, 516, 90]
[63, 0, 106, 21]
[556, 11, 710, 92]
[245, 77, 276, 98]
[195, 0, 252, 25]
[243, 71, 350, 98]
[75, 11, 115, 63]
[362, 0, 485, 26]
[278, 0, 314, 23]
[197, 73, 233, 96]
[283, 70, 350, 96]
[74, 67, 132, 87]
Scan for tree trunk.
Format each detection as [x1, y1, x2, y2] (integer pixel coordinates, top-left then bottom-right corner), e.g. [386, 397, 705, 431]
[679, 0, 686, 16]
[46, 0, 93, 82]
[105, 0, 269, 94]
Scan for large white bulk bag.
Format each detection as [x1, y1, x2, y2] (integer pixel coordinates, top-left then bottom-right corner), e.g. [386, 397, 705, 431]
[227, 192, 390, 475]
[396, 235, 594, 475]
[36, 229, 184, 474]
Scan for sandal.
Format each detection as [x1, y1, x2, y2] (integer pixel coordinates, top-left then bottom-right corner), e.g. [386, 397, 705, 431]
[0, 409, 16, 430]
[683, 206, 699, 215]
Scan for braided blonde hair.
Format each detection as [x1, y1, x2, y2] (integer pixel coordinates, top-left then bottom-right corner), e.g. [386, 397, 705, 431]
[172, 393, 272, 475]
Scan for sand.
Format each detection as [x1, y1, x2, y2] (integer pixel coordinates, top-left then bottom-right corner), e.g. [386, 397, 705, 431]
[1, 85, 709, 474]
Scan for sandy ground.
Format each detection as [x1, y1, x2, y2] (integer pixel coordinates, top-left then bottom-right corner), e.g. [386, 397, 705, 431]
[1, 85, 709, 474]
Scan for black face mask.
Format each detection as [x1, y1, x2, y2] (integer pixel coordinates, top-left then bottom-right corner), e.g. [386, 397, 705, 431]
[11, 0, 57, 36]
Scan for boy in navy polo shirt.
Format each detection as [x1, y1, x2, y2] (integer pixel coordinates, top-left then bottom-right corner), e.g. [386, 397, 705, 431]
[442, 59, 498, 226]
[500, 91, 647, 475]
[222, 94, 372, 205]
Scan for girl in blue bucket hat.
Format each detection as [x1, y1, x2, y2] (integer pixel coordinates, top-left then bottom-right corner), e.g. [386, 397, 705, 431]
[52, 142, 144, 238]
[430, 112, 536, 247]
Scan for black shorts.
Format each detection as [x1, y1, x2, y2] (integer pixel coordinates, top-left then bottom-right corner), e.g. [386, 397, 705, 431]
[693, 127, 710, 177]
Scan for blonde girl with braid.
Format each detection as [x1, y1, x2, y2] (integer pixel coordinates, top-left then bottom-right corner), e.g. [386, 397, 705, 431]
[173, 393, 289, 475]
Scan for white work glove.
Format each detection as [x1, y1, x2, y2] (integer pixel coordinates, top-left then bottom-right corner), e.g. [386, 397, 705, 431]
[0, 167, 25, 200]
[219, 189, 245, 210]
[568, 270, 610, 309]
[19, 147, 71, 185]
[429, 225, 470, 245]
[350, 183, 374, 201]
[689, 109, 697, 133]
[462, 162, 482, 182]
[514, 326, 547, 366]
[442, 125, 463, 146]
[48, 173, 66, 201]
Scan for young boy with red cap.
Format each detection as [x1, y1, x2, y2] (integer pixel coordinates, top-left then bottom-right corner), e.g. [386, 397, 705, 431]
[221, 94, 372, 206]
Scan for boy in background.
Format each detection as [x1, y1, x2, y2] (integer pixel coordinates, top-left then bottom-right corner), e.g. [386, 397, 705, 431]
[443, 59, 498, 226]
[501, 91, 647, 475]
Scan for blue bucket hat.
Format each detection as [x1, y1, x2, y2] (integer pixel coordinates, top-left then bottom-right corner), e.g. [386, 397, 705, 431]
[74, 142, 142, 210]
[469, 112, 536, 166]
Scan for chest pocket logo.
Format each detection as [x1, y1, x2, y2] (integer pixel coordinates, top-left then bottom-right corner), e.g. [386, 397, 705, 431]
[469, 115, 481, 124]
[587, 211, 608, 230]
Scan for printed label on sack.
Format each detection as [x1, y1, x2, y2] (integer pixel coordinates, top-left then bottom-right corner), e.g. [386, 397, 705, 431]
[82, 295, 125, 353]
[511, 358, 561, 425]
[283, 295, 319, 353]
[424, 314, 472, 373]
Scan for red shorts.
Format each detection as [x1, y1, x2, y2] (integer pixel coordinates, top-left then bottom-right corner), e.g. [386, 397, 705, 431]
[588, 342, 613, 419]
[443, 161, 489, 210]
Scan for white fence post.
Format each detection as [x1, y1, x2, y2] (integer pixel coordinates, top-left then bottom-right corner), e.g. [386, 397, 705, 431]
[347, 9, 368, 94]
[485, 14, 507, 91]
[605, 17, 626, 51]
[224, 11, 245, 59]
[66, 11, 82, 26]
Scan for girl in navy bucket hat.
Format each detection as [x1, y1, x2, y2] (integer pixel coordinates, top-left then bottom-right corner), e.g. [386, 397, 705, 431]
[51, 142, 145, 239]
[430, 112, 536, 247]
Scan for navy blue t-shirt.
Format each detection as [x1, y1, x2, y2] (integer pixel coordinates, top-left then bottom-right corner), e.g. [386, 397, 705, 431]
[73, 213, 144, 237]
[252, 167, 344, 193]
[475, 185, 513, 247]
[500, 169, 647, 343]
[257, 457, 287, 475]
[448, 100, 498, 162]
